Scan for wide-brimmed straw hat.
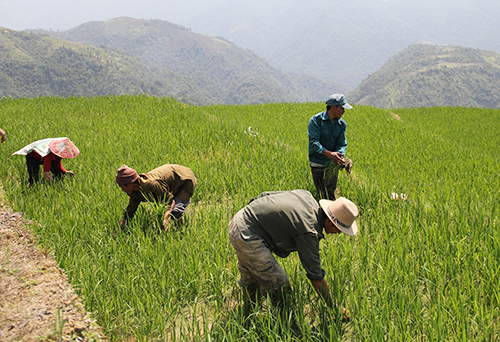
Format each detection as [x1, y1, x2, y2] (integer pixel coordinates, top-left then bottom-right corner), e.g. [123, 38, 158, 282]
[48, 138, 79, 159]
[319, 197, 359, 236]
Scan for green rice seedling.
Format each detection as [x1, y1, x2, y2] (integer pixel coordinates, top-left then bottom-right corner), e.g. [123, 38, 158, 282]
[1, 96, 499, 340]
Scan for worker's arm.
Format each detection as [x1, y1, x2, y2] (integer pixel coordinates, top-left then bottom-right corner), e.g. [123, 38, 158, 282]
[310, 278, 334, 307]
[162, 199, 176, 230]
[310, 278, 350, 322]
[119, 198, 140, 229]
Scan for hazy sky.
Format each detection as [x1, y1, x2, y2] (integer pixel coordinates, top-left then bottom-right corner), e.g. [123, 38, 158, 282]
[0, 0, 228, 31]
[2, 0, 499, 88]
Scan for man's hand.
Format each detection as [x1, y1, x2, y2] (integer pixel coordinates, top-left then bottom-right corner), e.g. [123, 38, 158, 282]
[331, 151, 345, 165]
[310, 278, 350, 322]
[0, 128, 5, 143]
[43, 172, 54, 182]
[311, 278, 334, 307]
[162, 216, 170, 231]
[162, 199, 176, 230]
[65, 171, 75, 176]
[340, 307, 350, 323]
[323, 150, 345, 165]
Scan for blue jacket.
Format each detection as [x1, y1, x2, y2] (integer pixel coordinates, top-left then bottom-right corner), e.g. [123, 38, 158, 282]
[308, 111, 347, 165]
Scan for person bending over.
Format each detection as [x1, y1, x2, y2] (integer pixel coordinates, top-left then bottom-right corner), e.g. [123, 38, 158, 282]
[115, 164, 197, 230]
[228, 189, 359, 320]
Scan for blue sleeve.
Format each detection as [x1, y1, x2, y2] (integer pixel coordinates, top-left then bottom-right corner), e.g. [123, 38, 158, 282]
[336, 124, 347, 155]
[308, 116, 326, 155]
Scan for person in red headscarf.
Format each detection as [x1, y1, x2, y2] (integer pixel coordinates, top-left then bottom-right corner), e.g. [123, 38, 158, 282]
[12, 137, 79, 185]
[115, 164, 197, 231]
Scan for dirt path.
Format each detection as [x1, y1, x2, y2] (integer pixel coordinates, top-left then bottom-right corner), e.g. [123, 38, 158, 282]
[0, 202, 105, 341]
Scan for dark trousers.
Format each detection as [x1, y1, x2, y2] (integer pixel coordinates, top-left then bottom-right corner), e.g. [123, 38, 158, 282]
[26, 155, 64, 185]
[171, 196, 191, 219]
[311, 166, 339, 200]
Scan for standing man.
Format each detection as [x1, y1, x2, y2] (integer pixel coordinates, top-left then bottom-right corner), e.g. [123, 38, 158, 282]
[308, 94, 353, 200]
[228, 189, 358, 319]
[115, 164, 197, 230]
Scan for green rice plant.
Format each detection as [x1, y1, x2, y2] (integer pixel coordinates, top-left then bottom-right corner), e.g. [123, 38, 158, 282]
[1, 96, 499, 341]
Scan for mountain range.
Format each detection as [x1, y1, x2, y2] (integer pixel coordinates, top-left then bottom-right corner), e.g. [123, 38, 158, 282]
[46, 17, 347, 102]
[2, 0, 500, 93]
[1, 18, 344, 105]
[0, 27, 211, 103]
[174, 0, 500, 90]
[2, 16, 500, 108]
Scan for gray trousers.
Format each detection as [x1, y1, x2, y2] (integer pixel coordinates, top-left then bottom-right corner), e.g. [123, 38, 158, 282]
[228, 211, 292, 296]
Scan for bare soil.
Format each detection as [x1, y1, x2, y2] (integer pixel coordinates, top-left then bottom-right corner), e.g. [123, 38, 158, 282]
[0, 201, 105, 341]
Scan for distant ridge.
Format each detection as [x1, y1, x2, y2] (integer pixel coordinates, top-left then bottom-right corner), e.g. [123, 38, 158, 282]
[0, 27, 211, 104]
[30, 17, 346, 104]
[177, 0, 500, 90]
[349, 44, 500, 109]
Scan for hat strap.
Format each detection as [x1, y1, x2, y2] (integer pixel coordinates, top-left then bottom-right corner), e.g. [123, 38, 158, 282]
[326, 207, 350, 229]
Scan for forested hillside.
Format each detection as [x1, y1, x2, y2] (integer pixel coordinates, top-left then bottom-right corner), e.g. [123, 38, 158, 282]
[0, 28, 212, 104]
[32, 17, 345, 104]
[349, 44, 500, 109]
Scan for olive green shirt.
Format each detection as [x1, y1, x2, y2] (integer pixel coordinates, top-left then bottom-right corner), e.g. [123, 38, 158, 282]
[235, 189, 326, 281]
[123, 164, 196, 222]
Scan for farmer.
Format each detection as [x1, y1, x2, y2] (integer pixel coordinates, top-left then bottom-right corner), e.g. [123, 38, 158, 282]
[228, 189, 358, 319]
[115, 164, 197, 230]
[12, 137, 79, 185]
[0, 128, 5, 143]
[308, 94, 353, 200]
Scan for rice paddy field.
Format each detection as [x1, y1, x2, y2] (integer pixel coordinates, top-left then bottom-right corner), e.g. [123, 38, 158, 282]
[0, 95, 499, 341]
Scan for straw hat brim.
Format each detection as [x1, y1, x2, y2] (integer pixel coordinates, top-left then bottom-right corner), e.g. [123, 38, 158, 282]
[320, 199, 358, 236]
